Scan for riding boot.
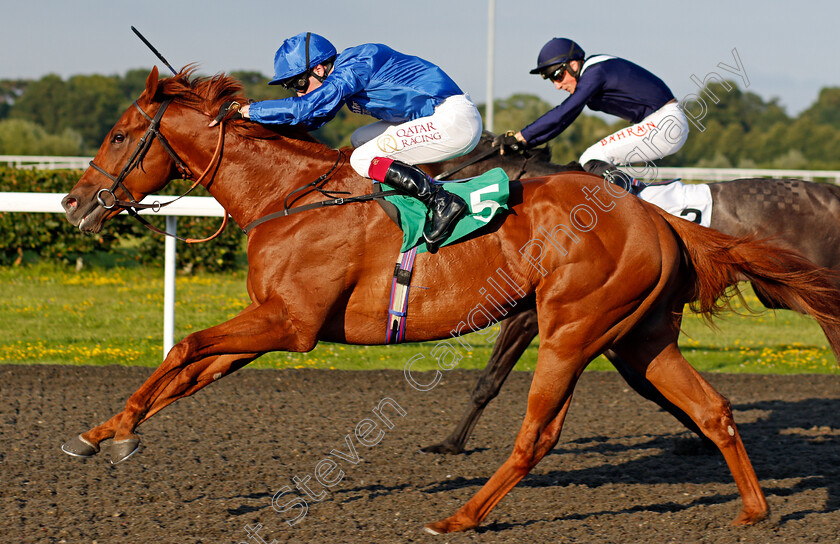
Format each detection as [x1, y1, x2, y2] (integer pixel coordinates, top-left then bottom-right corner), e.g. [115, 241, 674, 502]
[583, 159, 638, 194]
[369, 158, 467, 249]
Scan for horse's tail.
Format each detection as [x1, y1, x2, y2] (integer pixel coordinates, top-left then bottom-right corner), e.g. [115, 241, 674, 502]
[654, 208, 840, 360]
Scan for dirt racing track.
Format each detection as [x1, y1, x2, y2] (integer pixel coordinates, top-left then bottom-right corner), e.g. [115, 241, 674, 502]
[2, 365, 840, 543]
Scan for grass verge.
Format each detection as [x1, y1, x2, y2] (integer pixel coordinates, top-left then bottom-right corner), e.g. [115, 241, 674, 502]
[1, 263, 837, 374]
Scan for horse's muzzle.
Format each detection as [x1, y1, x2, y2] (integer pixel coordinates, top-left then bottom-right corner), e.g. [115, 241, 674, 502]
[61, 192, 106, 232]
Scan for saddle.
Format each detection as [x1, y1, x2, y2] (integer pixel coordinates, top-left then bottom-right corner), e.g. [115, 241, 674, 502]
[634, 178, 714, 227]
[377, 167, 510, 343]
[376, 167, 510, 254]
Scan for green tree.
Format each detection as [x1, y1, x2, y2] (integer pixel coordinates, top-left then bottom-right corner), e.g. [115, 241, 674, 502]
[63, 74, 126, 149]
[683, 80, 789, 132]
[0, 119, 83, 155]
[799, 87, 840, 130]
[742, 120, 790, 165]
[10, 74, 67, 135]
[785, 118, 840, 169]
[481, 93, 554, 134]
[230, 70, 289, 102]
[312, 107, 370, 148]
[119, 68, 156, 106]
[10, 73, 124, 151]
[0, 79, 29, 121]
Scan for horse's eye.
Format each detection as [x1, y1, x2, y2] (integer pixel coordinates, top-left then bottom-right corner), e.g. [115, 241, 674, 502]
[112, 133, 125, 144]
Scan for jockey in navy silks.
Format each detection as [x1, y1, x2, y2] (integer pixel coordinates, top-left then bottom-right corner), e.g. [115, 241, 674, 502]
[496, 38, 689, 186]
[224, 32, 483, 248]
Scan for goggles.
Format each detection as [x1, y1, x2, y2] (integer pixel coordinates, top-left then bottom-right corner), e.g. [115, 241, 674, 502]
[280, 72, 311, 93]
[541, 63, 568, 82]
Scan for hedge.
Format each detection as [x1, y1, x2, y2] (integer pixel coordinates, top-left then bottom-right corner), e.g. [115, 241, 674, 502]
[0, 166, 245, 271]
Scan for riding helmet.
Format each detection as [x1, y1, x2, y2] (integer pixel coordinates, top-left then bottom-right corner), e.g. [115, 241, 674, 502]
[529, 38, 585, 74]
[269, 32, 337, 85]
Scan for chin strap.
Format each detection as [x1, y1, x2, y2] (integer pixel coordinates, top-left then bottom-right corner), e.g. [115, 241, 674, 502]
[568, 60, 583, 81]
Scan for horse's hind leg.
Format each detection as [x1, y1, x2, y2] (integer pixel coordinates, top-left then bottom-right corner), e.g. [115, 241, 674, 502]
[424, 331, 586, 534]
[606, 350, 715, 450]
[614, 333, 768, 525]
[421, 310, 539, 454]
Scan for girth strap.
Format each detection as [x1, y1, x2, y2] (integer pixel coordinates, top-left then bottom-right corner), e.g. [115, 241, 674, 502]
[386, 247, 418, 344]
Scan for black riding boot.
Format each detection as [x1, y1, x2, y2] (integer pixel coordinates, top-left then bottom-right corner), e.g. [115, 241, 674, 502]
[382, 160, 467, 248]
[583, 159, 636, 194]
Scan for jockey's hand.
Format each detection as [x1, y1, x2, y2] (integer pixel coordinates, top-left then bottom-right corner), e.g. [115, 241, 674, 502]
[493, 131, 526, 155]
[209, 101, 248, 127]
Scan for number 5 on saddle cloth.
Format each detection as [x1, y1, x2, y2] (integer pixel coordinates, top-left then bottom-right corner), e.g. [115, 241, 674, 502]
[381, 168, 510, 343]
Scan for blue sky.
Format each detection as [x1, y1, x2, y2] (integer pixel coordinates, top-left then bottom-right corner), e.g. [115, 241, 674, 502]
[1, 0, 838, 115]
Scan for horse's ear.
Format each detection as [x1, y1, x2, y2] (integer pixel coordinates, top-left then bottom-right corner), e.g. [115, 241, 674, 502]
[145, 66, 160, 99]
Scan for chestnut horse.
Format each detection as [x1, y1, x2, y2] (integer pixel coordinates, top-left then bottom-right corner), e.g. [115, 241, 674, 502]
[60, 68, 840, 532]
[421, 136, 840, 455]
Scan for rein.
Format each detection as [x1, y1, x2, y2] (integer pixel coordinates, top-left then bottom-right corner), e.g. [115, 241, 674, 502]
[91, 98, 394, 239]
[89, 99, 232, 244]
[242, 150, 399, 235]
[244, 143, 535, 235]
[433, 146, 498, 180]
[434, 146, 532, 182]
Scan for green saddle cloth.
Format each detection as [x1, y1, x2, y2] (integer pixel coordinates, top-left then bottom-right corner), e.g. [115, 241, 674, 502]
[382, 167, 510, 254]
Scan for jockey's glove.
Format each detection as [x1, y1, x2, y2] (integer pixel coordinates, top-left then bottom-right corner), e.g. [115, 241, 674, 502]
[492, 131, 525, 155]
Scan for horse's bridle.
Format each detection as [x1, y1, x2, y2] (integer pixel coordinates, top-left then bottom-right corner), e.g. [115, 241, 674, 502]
[89, 99, 192, 212]
[86, 99, 234, 243]
[86, 97, 387, 238]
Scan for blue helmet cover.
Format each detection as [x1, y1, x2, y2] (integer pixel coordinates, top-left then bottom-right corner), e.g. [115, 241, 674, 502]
[269, 32, 337, 85]
[530, 38, 585, 74]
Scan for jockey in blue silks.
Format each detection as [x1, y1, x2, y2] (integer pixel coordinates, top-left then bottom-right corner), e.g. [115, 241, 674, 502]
[496, 38, 689, 186]
[229, 32, 483, 248]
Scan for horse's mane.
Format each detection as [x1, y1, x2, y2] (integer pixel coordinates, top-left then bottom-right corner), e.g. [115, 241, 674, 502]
[154, 66, 318, 143]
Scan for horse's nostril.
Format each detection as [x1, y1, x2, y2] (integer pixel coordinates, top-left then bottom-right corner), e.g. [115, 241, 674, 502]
[64, 197, 77, 209]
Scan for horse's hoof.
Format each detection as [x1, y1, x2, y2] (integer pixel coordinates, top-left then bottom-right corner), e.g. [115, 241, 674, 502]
[732, 508, 768, 526]
[108, 437, 140, 465]
[423, 517, 475, 534]
[61, 435, 100, 457]
[419, 442, 463, 455]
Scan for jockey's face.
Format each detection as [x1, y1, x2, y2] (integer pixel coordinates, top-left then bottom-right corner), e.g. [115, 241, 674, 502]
[298, 64, 331, 96]
[552, 60, 580, 94]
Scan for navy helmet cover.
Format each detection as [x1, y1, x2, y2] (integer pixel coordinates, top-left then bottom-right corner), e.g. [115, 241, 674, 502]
[529, 38, 585, 74]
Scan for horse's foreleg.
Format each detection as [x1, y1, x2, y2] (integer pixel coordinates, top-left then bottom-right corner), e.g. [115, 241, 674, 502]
[424, 335, 584, 534]
[114, 302, 302, 436]
[64, 301, 308, 462]
[615, 339, 768, 525]
[421, 310, 539, 454]
[62, 351, 259, 460]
